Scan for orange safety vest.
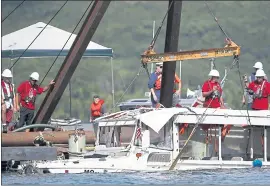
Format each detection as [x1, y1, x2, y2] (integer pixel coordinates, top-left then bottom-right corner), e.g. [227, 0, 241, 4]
[90, 99, 104, 117]
[154, 75, 162, 90]
[155, 74, 181, 91]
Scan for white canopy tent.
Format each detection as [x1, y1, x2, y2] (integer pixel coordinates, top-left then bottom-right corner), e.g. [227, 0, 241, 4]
[1, 22, 115, 116]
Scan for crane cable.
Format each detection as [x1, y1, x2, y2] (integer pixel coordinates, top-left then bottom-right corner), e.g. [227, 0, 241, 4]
[2, 0, 26, 23]
[204, 1, 230, 40]
[9, 0, 69, 70]
[39, 0, 94, 86]
[149, 0, 174, 49]
[204, 2, 251, 123]
[142, 0, 175, 79]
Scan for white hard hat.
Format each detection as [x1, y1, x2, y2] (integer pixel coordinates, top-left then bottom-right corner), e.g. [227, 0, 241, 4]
[156, 62, 163, 66]
[208, 69, 220, 77]
[253, 61, 263, 69]
[2, 69, 13, 78]
[255, 69, 266, 77]
[30, 72, 39, 81]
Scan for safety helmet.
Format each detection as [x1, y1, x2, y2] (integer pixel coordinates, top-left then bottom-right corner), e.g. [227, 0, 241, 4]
[255, 69, 266, 77]
[208, 69, 220, 77]
[1, 69, 13, 78]
[30, 72, 39, 81]
[253, 61, 263, 70]
[156, 62, 163, 67]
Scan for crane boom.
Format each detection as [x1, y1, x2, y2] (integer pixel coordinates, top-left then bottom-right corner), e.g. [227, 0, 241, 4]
[141, 39, 240, 64]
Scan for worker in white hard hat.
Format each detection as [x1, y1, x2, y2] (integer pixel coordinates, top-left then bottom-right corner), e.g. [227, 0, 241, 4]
[15, 72, 55, 132]
[246, 69, 270, 151]
[247, 69, 270, 110]
[1, 69, 17, 133]
[242, 61, 268, 109]
[201, 69, 231, 141]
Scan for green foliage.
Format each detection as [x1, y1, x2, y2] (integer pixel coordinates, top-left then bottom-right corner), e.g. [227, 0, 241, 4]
[1, 1, 270, 121]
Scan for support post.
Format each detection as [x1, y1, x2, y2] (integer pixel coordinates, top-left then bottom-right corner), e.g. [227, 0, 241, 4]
[264, 126, 267, 162]
[160, 0, 182, 108]
[32, 1, 111, 124]
[218, 125, 222, 161]
[110, 57, 115, 112]
[250, 127, 254, 159]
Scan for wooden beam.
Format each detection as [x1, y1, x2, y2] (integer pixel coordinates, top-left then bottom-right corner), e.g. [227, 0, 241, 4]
[32, 0, 111, 125]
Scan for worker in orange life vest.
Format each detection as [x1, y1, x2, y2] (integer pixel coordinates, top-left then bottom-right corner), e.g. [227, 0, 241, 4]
[148, 63, 182, 107]
[201, 69, 231, 141]
[90, 95, 106, 137]
[1, 69, 17, 132]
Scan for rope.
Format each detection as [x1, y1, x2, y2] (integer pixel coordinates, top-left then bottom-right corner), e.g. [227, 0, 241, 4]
[2, 0, 26, 23]
[204, 1, 230, 40]
[39, 0, 94, 86]
[9, 0, 69, 69]
[169, 97, 215, 170]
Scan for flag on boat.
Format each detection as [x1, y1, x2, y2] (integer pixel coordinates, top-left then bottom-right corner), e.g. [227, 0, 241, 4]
[135, 127, 142, 139]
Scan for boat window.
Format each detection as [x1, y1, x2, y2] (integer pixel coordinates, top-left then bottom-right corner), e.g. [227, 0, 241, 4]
[98, 126, 135, 147]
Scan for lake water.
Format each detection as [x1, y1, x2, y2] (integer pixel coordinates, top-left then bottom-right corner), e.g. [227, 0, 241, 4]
[2, 168, 270, 185]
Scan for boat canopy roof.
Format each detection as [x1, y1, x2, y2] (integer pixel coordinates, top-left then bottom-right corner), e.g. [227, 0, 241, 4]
[137, 107, 270, 133]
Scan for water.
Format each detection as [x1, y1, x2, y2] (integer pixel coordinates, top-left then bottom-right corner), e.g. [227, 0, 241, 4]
[2, 169, 270, 185]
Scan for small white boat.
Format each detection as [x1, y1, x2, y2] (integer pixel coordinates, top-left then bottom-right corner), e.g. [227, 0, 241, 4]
[19, 107, 270, 174]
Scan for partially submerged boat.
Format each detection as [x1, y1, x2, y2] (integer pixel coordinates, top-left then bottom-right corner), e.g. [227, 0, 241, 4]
[19, 107, 270, 173]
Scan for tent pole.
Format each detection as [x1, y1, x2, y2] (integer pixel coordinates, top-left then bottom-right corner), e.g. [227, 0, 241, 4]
[69, 81, 72, 118]
[110, 57, 115, 112]
[150, 20, 155, 73]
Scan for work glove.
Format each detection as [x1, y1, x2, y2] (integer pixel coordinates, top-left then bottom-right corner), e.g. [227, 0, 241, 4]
[246, 89, 254, 95]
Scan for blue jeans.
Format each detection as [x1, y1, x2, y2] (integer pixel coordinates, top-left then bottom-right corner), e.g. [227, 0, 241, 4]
[247, 103, 252, 110]
[151, 90, 160, 107]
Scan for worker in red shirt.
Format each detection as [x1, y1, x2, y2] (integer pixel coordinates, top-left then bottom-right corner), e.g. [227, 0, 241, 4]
[201, 69, 230, 141]
[90, 95, 106, 137]
[247, 69, 270, 110]
[1, 69, 17, 133]
[15, 72, 55, 132]
[246, 69, 270, 151]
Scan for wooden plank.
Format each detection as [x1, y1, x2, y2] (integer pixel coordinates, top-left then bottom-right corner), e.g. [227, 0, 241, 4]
[1, 147, 57, 161]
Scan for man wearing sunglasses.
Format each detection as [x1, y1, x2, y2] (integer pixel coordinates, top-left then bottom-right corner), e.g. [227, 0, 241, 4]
[15, 72, 55, 132]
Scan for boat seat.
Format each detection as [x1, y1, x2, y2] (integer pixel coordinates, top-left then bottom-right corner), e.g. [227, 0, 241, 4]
[231, 157, 243, 161]
[210, 157, 218, 160]
[84, 154, 108, 159]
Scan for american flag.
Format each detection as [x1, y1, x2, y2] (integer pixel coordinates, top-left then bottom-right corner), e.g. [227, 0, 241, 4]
[135, 127, 142, 139]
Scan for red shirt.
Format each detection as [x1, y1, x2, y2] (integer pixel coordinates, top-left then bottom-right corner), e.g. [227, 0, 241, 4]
[248, 80, 270, 110]
[202, 80, 222, 108]
[17, 81, 44, 110]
